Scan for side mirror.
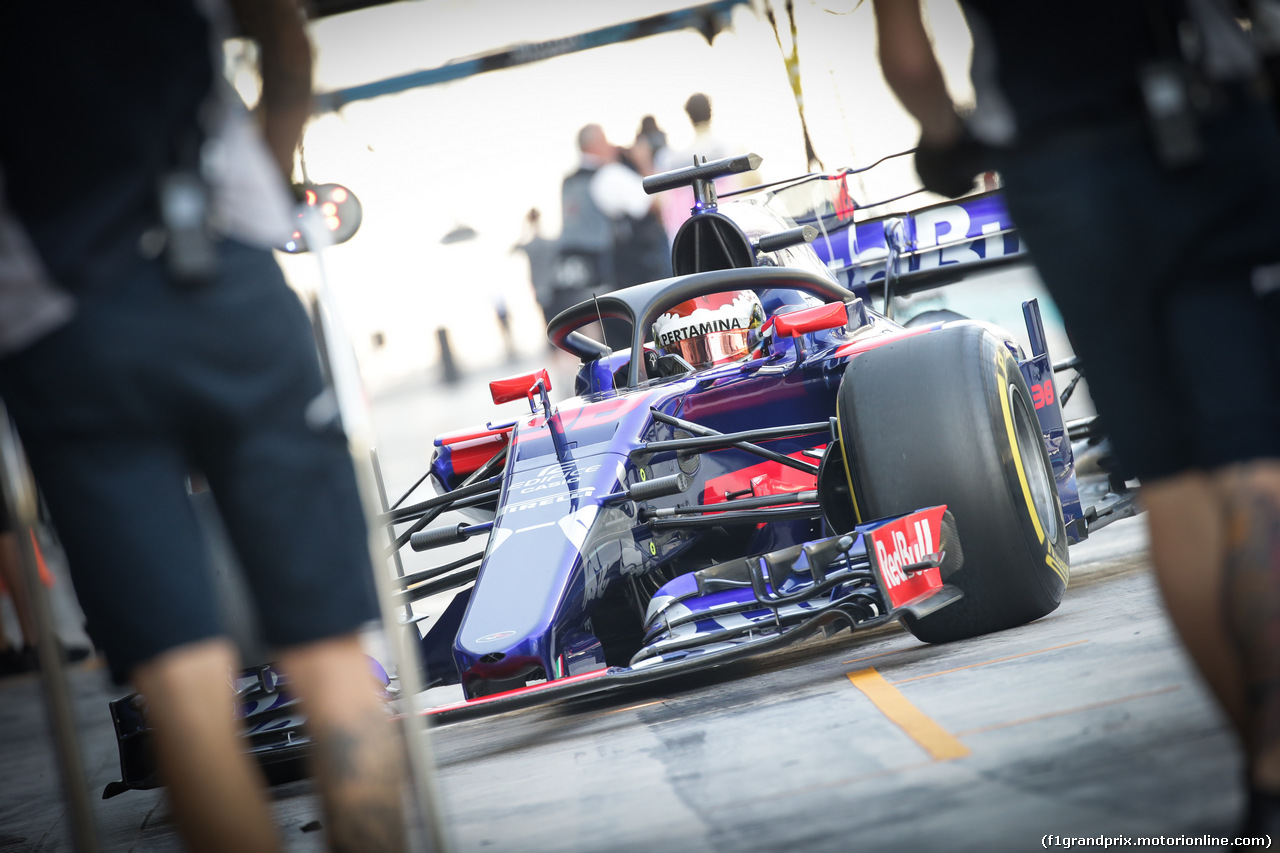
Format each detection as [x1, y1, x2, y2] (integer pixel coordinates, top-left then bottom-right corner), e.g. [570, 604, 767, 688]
[773, 302, 848, 338]
[489, 369, 552, 405]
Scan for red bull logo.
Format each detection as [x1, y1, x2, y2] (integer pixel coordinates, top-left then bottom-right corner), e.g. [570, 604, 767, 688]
[874, 517, 935, 588]
[867, 506, 948, 610]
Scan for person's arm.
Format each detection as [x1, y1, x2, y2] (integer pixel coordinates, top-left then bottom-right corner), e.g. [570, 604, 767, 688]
[871, 0, 962, 146]
[872, 0, 986, 198]
[227, 0, 313, 180]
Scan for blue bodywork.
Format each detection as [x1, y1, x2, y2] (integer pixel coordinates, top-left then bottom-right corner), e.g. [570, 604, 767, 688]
[442, 323, 849, 696]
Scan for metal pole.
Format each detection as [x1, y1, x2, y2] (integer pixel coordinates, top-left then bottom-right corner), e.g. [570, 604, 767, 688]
[299, 212, 452, 853]
[882, 217, 906, 321]
[0, 410, 100, 852]
[371, 448, 414, 623]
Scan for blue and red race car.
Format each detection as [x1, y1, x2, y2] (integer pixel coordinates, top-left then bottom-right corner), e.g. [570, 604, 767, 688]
[106, 151, 1137, 795]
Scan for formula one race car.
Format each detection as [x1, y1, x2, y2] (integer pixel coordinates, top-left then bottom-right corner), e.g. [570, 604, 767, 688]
[105, 150, 1138, 795]
[405, 154, 1076, 715]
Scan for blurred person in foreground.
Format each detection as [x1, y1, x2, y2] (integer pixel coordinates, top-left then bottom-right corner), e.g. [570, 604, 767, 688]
[873, 0, 1280, 831]
[0, 2, 407, 852]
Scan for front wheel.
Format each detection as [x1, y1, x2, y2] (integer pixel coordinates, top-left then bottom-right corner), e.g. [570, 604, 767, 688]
[833, 323, 1069, 643]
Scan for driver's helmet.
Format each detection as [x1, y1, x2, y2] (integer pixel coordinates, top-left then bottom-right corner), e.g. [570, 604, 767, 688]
[651, 290, 766, 369]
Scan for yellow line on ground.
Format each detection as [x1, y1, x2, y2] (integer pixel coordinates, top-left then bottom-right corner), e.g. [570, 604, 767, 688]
[952, 685, 1182, 737]
[891, 640, 1089, 684]
[847, 668, 971, 761]
[603, 700, 667, 716]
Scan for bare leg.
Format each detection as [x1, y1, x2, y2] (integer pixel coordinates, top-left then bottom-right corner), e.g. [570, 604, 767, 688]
[1145, 472, 1248, 731]
[131, 638, 281, 853]
[279, 634, 408, 853]
[1144, 463, 1280, 791]
[1218, 463, 1280, 789]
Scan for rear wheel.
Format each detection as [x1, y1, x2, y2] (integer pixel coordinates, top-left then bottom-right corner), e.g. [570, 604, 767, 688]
[832, 323, 1068, 643]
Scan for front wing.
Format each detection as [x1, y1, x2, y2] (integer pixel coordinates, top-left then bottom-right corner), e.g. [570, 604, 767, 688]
[424, 504, 963, 722]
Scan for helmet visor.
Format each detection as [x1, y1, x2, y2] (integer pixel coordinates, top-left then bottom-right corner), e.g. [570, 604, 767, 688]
[664, 329, 752, 369]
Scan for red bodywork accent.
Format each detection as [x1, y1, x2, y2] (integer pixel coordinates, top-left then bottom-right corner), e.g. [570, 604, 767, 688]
[447, 432, 511, 478]
[434, 424, 514, 447]
[1, 531, 55, 594]
[419, 668, 610, 716]
[834, 174, 857, 221]
[512, 389, 655, 443]
[490, 369, 552, 405]
[433, 423, 516, 478]
[830, 326, 934, 360]
[701, 448, 824, 507]
[866, 506, 948, 611]
[30, 531, 54, 588]
[773, 302, 848, 338]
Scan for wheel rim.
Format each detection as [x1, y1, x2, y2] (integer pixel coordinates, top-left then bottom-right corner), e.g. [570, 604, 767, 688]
[1010, 384, 1058, 543]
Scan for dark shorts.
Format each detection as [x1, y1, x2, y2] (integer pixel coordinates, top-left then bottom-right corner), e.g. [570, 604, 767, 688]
[0, 240, 379, 682]
[996, 104, 1280, 482]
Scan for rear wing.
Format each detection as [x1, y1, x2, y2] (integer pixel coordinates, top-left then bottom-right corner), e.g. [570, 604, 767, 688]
[751, 173, 1030, 302]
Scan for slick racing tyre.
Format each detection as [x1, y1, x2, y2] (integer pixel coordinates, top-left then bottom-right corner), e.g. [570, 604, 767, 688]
[834, 323, 1069, 643]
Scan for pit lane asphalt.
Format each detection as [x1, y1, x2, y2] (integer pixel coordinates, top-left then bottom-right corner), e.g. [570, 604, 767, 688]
[0, 363, 1243, 853]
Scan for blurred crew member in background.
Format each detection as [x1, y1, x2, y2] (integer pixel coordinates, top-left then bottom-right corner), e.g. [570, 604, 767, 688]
[0, 2, 409, 851]
[636, 114, 669, 166]
[656, 93, 757, 240]
[659, 93, 734, 169]
[873, 0, 1280, 832]
[513, 207, 560, 340]
[558, 123, 671, 348]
